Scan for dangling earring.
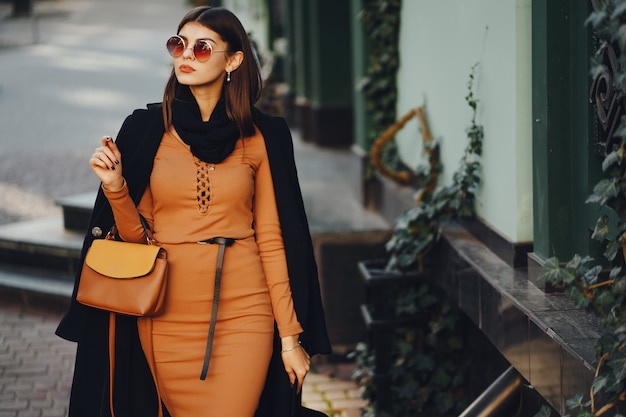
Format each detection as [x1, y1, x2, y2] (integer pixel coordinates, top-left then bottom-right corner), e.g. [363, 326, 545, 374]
[226, 71, 231, 82]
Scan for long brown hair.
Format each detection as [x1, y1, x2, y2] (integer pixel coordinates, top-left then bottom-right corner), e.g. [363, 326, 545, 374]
[162, 7, 263, 137]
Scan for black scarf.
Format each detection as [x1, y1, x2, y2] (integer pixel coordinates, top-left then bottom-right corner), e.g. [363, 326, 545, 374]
[172, 85, 241, 163]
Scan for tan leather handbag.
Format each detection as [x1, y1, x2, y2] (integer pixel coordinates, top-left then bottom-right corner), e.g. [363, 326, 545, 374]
[76, 219, 168, 417]
[76, 222, 168, 316]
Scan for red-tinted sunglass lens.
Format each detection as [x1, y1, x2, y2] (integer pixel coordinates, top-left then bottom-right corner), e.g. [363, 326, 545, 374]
[166, 37, 185, 57]
[193, 40, 212, 61]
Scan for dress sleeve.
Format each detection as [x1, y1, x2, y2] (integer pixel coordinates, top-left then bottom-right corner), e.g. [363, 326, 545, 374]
[254, 144, 304, 338]
[102, 181, 154, 243]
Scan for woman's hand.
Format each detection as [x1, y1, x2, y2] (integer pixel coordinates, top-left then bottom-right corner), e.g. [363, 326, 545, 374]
[280, 335, 310, 394]
[90, 136, 124, 191]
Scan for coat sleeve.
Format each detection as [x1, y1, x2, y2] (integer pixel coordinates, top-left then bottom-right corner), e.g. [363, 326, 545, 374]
[55, 106, 163, 417]
[55, 107, 156, 341]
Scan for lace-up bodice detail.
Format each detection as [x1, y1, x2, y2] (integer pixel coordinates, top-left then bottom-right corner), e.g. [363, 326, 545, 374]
[194, 158, 213, 214]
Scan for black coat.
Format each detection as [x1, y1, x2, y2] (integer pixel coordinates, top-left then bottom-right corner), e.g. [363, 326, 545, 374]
[56, 104, 331, 417]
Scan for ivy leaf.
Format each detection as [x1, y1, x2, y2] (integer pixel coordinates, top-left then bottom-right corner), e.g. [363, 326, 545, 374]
[605, 240, 621, 261]
[538, 257, 574, 285]
[612, 356, 626, 384]
[592, 215, 611, 242]
[586, 10, 607, 28]
[566, 392, 585, 410]
[565, 286, 592, 309]
[582, 265, 603, 285]
[602, 149, 622, 172]
[597, 333, 620, 355]
[610, 266, 623, 279]
[612, 1, 626, 21]
[593, 374, 609, 394]
[581, 255, 596, 266]
[613, 274, 626, 295]
[595, 290, 617, 314]
[613, 120, 626, 139]
[587, 178, 620, 205]
[565, 254, 584, 270]
[533, 405, 554, 417]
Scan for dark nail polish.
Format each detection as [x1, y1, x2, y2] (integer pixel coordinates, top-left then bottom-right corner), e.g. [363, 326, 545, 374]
[111, 166, 115, 171]
[115, 160, 120, 164]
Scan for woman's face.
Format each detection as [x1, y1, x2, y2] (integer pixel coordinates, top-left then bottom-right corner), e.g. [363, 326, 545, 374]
[172, 21, 234, 88]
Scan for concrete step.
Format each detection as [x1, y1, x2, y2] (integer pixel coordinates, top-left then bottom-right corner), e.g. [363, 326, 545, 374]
[0, 191, 92, 279]
[0, 264, 73, 312]
[0, 215, 83, 276]
[0, 193, 90, 310]
[56, 191, 96, 234]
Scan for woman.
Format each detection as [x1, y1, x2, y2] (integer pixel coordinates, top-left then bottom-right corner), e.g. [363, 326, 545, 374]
[56, 6, 331, 417]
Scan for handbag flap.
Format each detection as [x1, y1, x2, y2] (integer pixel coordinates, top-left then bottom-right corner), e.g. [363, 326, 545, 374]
[85, 239, 163, 279]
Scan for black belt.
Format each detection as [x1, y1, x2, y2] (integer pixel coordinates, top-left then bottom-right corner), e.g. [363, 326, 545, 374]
[198, 237, 236, 380]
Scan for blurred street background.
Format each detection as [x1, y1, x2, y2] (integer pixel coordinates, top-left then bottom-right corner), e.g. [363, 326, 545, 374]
[0, 0, 183, 226]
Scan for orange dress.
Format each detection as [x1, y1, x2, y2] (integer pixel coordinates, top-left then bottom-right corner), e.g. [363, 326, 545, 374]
[104, 128, 303, 417]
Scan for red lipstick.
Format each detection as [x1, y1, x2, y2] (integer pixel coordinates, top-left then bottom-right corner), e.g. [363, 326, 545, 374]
[179, 65, 195, 73]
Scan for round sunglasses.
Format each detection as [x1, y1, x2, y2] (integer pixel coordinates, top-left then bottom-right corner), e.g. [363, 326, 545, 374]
[166, 35, 230, 62]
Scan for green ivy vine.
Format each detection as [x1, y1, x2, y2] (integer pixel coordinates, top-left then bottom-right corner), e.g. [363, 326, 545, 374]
[537, 2, 626, 416]
[351, 65, 482, 417]
[354, 4, 484, 416]
[358, 0, 407, 174]
[385, 64, 484, 272]
[351, 280, 470, 417]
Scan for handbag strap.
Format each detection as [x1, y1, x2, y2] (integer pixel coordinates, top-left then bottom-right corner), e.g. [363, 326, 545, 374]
[105, 214, 162, 414]
[108, 313, 116, 417]
[199, 237, 235, 380]
[138, 214, 157, 245]
[106, 214, 155, 245]
[108, 313, 163, 417]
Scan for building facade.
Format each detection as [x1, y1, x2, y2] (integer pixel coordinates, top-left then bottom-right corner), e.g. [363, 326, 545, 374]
[227, 0, 608, 414]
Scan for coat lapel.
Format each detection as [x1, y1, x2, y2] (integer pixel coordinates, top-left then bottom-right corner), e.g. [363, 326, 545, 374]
[121, 104, 166, 206]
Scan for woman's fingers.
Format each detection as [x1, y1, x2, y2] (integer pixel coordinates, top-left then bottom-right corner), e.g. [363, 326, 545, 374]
[93, 136, 120, 170]
[282, 347, 311, 394]
[102, 136, 121, 161]
[90, 137, 121, 169]
[89, 136, 124, 191]
[287, 370, 296, 386]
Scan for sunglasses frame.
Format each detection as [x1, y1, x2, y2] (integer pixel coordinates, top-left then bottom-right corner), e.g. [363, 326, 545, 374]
[166, 35, 230, 62]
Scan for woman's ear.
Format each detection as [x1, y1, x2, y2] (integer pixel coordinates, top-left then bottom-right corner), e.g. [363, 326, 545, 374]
[226, 51, 244, 73]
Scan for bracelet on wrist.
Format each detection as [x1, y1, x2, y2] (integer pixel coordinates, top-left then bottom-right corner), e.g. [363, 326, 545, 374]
[281, 341, 302, 353]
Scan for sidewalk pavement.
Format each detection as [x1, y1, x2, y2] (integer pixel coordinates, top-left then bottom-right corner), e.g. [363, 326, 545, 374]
[0, 300, 74, 417]
[0, 296, 368, 417]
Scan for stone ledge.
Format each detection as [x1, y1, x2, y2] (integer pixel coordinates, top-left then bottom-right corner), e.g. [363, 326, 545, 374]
[436, 222, 598, 415]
